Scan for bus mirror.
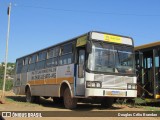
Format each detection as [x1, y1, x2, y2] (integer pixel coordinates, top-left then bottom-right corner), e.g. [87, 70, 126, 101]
[86, 41, 92, 54]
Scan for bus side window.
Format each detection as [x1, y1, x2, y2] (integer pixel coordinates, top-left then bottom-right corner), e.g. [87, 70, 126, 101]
[17, 59, 23, 74]
[78, 50, 85, 78]
[155, 56, 159, 67]
[28, 54, 37, 71]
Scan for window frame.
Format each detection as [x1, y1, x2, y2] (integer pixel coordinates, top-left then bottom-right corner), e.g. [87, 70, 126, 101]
[58, 42, 74, 66]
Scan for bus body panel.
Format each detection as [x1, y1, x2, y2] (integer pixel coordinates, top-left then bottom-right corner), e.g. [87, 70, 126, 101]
[85, 88, 137, 98]
[14, 64, 75, 97]
[85, 72, 137, 97]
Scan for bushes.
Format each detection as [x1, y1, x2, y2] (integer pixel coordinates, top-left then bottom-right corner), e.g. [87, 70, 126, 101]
[0, 79, 13, 91]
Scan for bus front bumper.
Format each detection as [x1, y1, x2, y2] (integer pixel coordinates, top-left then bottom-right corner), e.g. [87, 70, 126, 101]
[85, 88, 137, 98]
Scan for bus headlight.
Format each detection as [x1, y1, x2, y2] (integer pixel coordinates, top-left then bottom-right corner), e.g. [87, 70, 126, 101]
[131, 85, 137, 89]
[127, 83, 137, 90]
[91, 82, 96, 87]
[86, 81, 102, 88]
[96, 82, 101, 88]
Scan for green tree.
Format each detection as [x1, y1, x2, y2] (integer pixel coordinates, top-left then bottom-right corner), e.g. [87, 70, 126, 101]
[0, 64, 4, 79]
[0, 62, 15, 90]
[0, 62, 15, 78]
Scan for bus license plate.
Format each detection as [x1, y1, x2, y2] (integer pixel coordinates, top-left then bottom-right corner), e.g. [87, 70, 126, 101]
[106, 91, 125, 96]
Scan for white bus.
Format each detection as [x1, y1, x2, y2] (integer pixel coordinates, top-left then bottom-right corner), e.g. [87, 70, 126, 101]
[13, 31, 137, 109]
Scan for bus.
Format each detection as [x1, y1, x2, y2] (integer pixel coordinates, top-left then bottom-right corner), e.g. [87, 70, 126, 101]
[13, 31, 137, 109]
[135, 41, 160, 100]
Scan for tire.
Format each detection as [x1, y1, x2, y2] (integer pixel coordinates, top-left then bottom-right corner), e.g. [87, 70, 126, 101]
[101, 98, 114, 108]
[63, 88, 77, 109]
[26, 88, 39, 103]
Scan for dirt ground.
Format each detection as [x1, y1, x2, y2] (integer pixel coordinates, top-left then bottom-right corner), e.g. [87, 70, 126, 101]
[0, 90, 160, 120]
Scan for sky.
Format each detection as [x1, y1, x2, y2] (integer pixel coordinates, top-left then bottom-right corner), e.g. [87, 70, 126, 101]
[0, 0, 160, 62]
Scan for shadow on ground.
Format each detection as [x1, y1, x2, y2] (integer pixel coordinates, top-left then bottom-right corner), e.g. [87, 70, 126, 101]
[6, 96, 124, 111]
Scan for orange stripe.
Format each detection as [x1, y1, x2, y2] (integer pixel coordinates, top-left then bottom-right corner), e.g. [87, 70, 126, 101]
[56, 77, 74, 84]
[36, 80, 45, 85]
[28, 77, 74, 86]
[28, 80, 35, 85]
[45, 78, 57, 84]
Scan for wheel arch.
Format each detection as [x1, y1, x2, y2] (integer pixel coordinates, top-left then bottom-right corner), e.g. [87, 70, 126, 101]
[25, 84, 31, 94]
[59, 80, 73, 98]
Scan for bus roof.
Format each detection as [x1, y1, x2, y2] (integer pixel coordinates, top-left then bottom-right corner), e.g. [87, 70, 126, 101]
[134, 41, 160, 51]
[16, 31, 133, 60]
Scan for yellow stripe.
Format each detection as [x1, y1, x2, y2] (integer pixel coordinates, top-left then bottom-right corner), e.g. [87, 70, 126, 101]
[28, 77, 74, 86]
[56, 77, 73, 84]
[45, 78, 56, 84]
[28, 80, 35, 85]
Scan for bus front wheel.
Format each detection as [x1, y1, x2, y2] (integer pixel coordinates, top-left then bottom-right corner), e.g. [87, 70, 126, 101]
[63, 88, 77, 109]
[101, 98, 114, 108]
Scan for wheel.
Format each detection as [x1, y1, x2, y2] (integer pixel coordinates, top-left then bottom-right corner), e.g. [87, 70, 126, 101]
[101, 98, 114, 108]
[26, 88, 39, 103]
[63, 88, 77, 109]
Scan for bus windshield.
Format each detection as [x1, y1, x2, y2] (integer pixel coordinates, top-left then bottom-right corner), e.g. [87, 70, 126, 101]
[87, 41, 135, 74]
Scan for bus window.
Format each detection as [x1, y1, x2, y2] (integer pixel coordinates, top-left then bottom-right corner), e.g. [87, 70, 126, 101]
[48, 48, 59, 59]
[35, 51, 46, 70]
[155, 56, 159, 67]
[30, 54, 37, 63]
[147, 58, 152, 68]
[16, 59, 23, 74]
[36, 61, 45, 70]
[46, 57, 58, 67]
[28, 54, 37, 71]
[61, 43, 73, 55]
[59, 54, 73, 65]
[46, 47, 59, 68]
[21, 57, 29, 72]
[38, 51, 47, 61]
[59, 43, 73, 66]
[25, 57, 29, 65]
[48, 49, 54, 59]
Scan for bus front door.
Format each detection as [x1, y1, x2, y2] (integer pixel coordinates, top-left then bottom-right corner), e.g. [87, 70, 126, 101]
[75, 49, 85, 96]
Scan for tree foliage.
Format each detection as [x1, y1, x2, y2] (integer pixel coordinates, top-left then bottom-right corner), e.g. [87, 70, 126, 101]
[0, 62, 15, 90]
[0, 62, 15, 79]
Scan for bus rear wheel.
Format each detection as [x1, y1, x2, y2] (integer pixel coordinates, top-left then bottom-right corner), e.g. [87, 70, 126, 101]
[26, 88, 39, 103]
[63, 88, 77, 109]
